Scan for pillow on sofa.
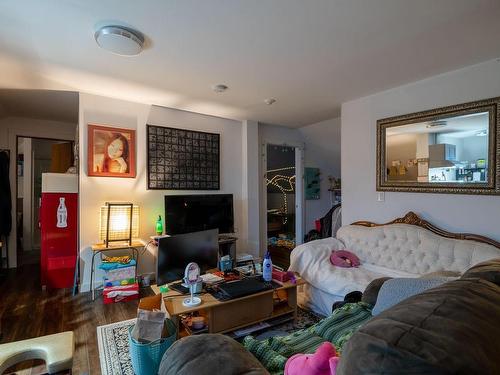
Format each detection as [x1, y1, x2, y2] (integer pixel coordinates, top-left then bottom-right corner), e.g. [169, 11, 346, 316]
[159, 334, 268, 375]
[330, 250, 360, 268]
[372, 278, 449, 316]
[461, 258, 500, 286]
[361, 277, 392, 306]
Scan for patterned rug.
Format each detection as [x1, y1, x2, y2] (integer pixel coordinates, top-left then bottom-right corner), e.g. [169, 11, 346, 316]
[96, 308, 321, 375]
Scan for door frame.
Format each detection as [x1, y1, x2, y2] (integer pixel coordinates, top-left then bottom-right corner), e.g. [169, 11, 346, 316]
[15, 136, 74, 264]
[261, 140, 305, 256]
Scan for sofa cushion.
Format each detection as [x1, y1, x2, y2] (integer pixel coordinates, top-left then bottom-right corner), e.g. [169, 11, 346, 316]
[461, 258, 500, 286]
[337, 278, 500, 374]
[371, 277, 450, 315]
[361, 277, 392, 305]
[159, 334, 268, 375]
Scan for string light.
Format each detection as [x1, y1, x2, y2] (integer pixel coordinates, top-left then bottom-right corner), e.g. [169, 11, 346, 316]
[266, 167, 296, 224]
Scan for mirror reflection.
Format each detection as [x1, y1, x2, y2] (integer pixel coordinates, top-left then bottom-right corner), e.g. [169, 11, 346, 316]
[386, 111, 489, 184]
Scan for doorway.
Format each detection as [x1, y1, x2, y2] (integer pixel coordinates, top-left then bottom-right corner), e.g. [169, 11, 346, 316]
[16, 137, 74, 266]
[264, 143, 304, 268]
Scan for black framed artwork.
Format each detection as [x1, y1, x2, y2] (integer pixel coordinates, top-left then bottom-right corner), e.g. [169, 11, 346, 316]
[146, 125, 220, 190]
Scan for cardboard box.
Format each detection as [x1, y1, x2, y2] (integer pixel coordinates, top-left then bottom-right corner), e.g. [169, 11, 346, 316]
[272, 268, 290, 282]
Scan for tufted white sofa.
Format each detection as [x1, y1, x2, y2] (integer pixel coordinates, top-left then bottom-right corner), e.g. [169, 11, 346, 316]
[290, 222, 500, 316]
[336, 224, 500, 275]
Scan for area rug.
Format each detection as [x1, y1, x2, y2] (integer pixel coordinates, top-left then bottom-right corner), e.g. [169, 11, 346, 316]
[96, 308, 321, 375]
[97, 318, 136, 375]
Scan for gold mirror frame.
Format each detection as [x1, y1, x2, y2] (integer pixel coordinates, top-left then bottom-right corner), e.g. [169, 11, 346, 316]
[377, 97, 500, 195]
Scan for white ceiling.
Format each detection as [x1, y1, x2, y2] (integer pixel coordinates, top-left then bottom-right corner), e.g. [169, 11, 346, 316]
[0, 0, 499, 127]
[387, 112, 489, 138]
[0, 89, 79, 123]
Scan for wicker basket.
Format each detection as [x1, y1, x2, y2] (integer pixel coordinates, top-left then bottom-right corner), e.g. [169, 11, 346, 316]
[128, 319, 176, 375]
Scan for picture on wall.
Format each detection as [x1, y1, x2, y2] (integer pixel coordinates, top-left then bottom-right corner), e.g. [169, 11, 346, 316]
[87, 124, 136, 178]
[147, 125, 220, 190]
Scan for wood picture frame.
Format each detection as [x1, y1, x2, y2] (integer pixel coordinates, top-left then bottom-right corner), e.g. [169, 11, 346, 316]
[87, 124, 136, 178]
[376, 96, 500, 195]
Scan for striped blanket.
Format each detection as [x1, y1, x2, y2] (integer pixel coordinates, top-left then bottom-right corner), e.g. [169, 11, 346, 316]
[243, 302, 373, 374]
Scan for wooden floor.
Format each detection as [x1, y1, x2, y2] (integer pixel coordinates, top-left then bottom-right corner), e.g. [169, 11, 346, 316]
[0, 265, 151, 375]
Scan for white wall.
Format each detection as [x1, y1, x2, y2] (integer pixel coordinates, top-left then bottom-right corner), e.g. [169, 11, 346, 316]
[241, 120, 260, 255]
[0, 116, 76, 267]
[79, 94, 246, 291]
[341, 58, 500, 241]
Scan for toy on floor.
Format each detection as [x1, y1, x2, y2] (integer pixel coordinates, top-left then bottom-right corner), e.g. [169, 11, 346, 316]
[284, 342, 340, 375]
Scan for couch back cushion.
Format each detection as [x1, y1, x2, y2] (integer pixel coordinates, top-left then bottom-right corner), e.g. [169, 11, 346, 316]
[337, 224, 500, 274]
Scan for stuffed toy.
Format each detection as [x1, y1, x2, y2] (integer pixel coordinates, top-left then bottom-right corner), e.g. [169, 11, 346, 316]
[330, 250, 360, 267]
[284, 342, 340, 375]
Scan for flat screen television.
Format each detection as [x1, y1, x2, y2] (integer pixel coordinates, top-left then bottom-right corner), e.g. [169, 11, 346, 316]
[164, 194, 234, 235]
[156, 229, 219, 285]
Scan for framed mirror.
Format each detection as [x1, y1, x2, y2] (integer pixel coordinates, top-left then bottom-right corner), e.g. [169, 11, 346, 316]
[377, 97, 499, 195]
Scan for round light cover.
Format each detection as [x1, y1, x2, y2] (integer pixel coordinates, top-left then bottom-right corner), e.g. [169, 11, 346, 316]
[95, 25, 144, 56]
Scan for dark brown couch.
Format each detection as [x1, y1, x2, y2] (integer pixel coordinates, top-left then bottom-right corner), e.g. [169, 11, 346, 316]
[337, 259, 500, 375]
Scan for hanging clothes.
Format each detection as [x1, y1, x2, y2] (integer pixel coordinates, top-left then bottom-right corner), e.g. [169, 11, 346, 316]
[0, 150, 12, 237]
[319, 203, 341, 238]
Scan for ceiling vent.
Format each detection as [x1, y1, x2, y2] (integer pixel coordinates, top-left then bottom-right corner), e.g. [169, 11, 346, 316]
[95, 25, 144, 56]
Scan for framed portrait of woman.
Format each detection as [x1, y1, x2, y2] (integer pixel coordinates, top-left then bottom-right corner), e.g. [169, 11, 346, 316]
[87, 124, 136, 178]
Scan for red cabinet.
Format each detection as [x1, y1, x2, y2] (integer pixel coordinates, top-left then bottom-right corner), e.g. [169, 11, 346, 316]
[40, 174, 78, 289]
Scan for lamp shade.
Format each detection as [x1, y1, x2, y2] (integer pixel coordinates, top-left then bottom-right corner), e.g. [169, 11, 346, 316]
[99, 203, 139, 245]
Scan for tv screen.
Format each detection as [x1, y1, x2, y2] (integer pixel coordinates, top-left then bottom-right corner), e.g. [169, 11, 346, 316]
[165, 194, 234, 235]
[157, 229, 219, 285]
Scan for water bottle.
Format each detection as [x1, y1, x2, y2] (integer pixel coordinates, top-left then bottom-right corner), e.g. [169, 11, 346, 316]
[263, 251, 273, 282]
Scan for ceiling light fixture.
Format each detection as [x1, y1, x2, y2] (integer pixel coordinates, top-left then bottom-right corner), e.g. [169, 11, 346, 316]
[212, 84, 228, 93]
[425, 120, 447, 129]
[95, 25, 144, 56]
[264, 98, 277, 105]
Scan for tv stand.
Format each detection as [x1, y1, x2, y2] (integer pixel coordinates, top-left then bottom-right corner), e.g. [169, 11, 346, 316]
[218, 235, 237, 264]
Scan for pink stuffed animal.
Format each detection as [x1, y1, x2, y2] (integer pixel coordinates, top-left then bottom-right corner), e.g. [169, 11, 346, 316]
[284, 342, 340, 375]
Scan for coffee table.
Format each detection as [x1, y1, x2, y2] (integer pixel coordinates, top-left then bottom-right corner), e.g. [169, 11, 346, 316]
[152, 276, 302, 336]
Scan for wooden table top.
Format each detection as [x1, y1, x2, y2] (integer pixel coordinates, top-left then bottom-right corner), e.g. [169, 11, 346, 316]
[151, 276, 303, 316]
[91, 240, 145, 251]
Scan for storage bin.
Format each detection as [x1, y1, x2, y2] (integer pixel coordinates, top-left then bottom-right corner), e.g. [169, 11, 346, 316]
[128, 319, 176, 375]
[104, 265, 136, 281]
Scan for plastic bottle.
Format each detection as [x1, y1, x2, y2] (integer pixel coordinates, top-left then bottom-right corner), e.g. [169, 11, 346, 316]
[263, 251, 273, 282]
[156, 215, 163, 235]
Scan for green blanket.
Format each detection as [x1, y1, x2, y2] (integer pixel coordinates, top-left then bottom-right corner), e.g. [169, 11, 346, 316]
[243, 303, 373, 374]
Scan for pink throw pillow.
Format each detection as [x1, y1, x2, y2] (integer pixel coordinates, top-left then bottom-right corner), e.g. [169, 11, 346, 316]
[330, 250, 360, 268]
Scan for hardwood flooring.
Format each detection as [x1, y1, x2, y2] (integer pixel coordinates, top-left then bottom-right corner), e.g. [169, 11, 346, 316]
[0, 264, 151, 374]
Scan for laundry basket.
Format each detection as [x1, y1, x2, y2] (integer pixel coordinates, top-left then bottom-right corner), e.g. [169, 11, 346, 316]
[128, 319, 176, 375]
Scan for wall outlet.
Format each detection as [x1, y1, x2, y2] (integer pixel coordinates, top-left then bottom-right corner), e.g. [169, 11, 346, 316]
[377, 192, 385, 202]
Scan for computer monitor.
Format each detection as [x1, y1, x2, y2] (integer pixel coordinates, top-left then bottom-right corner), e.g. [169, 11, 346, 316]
[156, 229, 219, 285]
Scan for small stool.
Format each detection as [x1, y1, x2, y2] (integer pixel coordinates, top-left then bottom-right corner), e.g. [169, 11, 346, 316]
[0, 331, 74, 374]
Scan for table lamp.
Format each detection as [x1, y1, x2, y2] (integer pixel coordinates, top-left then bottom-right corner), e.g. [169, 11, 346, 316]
[99, 202, 139, 247]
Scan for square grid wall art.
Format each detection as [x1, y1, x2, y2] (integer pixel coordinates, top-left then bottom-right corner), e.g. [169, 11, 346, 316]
[147, 125, 220, 190]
